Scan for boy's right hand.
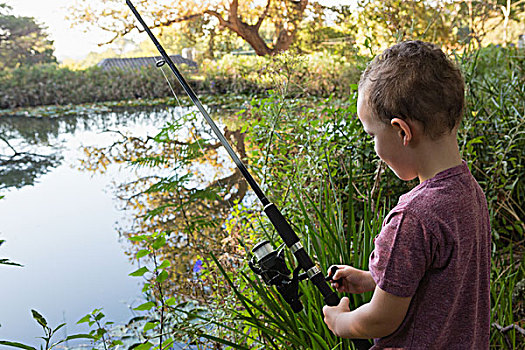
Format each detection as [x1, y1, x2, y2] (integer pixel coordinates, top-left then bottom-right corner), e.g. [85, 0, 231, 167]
[325, 265, 376, 294]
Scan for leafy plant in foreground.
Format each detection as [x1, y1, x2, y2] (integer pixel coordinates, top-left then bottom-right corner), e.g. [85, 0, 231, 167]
[77, 309, 125, 350]
[0, 310, 93, 350]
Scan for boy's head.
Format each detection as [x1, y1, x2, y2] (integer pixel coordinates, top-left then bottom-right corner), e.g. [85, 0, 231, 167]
[358, 40, 465, 140]
[357, 41, 465, 181]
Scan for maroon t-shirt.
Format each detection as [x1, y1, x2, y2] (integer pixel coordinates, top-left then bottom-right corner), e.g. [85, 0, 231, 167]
[369, 161, 491, 349]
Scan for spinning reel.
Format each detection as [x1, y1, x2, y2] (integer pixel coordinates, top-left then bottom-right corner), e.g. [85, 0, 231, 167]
[249, 240, 308, 313]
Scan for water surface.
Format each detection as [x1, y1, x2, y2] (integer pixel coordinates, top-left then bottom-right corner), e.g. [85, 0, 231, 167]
[0, 108, 180, 346]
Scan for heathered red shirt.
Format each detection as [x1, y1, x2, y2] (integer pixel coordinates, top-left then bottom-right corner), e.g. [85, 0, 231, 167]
[369, 161, 491, 349]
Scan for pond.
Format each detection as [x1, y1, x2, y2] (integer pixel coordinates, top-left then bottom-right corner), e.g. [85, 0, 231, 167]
[0, 107, 193, 346]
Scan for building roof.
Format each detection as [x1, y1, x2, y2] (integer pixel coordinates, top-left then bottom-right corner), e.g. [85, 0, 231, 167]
[97, 55, 197, 70]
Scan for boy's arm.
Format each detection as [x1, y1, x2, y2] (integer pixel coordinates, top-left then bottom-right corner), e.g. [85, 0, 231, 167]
[323, 286, 412, 339]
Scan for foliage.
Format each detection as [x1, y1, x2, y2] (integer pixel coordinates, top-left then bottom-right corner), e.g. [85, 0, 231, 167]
[61, 0, 524, 61]
[77, 75, 392, 350]
[299, 0, 525, 56]
[0, 64, 197, 109]
[0, 239, 22, 267]
[459, 45, 524, 246]
[200, 52, 362, 96]
[457, 45, 525, 347]
[0, 3, 57, 70]
[67, 0, 311, 56]
[0, 310, 93, 350]
[78, 309, 125, 349]
[182, 89, 385, 349]
[0, 51, 362, 112]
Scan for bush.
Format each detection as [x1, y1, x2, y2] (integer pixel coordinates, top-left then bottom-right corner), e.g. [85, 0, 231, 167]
[198, 51, 363, 97]
[0, 52, 361, 110]
[459, 45, 525, 244]
[0, 64, 198, 109]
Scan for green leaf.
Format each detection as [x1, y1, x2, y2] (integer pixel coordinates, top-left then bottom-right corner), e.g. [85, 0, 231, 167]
[77, 314, 91, 324]
[156, 270, 169, 284]
[143, 321, 158, 332]
[128, 235, 147, 242]
[197, 333, 250, 350]
[65, 334, 95, 340]
[157, 260, 170, 270]
[50, 334, 94, 349]
[130, 342, 153, 350]
[134, 301, 156, 311]
[152, 236, 166, 250]
[31, 310, 48, 329]
[136, 249, 150, 259]
[129, 266, 149, 277]
[94, 311, 105, 321]
[52, 323, 66, 334]
[0, 341, 36, 350]
[165, 297, 177, 306]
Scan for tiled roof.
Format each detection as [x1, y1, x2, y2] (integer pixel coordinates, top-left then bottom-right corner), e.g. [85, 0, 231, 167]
[97, 55, 197, 70]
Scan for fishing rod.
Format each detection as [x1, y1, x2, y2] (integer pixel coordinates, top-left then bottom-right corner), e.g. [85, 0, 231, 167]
[125, 0, 339, 312]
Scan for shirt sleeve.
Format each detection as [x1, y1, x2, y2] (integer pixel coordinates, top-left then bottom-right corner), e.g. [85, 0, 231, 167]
[369, 210, 431, 298]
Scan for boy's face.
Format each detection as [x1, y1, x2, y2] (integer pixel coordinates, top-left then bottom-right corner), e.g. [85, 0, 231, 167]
[357, 90, 417, 181]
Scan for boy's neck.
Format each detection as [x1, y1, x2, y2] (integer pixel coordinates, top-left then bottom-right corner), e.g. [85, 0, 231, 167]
[415, 133, 462, 183]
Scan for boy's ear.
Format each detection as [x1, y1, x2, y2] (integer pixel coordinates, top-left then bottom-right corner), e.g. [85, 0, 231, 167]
[390, 118, 412, 146]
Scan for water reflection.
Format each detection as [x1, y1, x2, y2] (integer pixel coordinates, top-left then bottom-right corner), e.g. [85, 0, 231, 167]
[76, 106, 250, 302]
[0, 107, 176, 191]
[0, 105, 248, 346]
[0, 106, 185, 346]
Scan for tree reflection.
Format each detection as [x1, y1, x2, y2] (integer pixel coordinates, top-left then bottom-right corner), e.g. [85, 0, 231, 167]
[79, 110, 249, 301]
[0, 134, 61, 190]
[0, 107, 177, 190]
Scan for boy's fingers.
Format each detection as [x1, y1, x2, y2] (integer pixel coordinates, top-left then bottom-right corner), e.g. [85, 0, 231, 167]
[325, 266, 343, 287]
[333, 267, 351, 280]
[325, 266, 340, 280]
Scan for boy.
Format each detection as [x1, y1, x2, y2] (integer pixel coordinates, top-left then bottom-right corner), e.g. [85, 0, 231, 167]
[322, 41, 491, 349]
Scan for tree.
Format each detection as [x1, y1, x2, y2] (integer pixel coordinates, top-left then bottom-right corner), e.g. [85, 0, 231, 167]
[0, 3, 57, 70]
[67, 0, 311, 56]
[349, 0, 525, 53]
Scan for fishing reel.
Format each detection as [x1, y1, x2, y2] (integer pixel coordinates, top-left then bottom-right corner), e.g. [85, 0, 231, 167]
[249, 240, 308, 313]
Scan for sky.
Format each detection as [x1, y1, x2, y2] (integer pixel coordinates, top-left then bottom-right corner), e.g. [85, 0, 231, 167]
[6, 0, 119, 61]
[6, 0, 350, 62]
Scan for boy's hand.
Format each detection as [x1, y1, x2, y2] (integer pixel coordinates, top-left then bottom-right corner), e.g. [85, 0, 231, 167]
[326, 265, 376, 293]
[323, 296, 351, 336]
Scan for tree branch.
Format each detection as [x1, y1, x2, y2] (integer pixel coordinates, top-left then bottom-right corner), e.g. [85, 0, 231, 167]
[230, 0, 239, 21]
[204, 9, 231, 29]
[99, 11, 205, 46]
[0, 135, 18, 155]
[255, 0, 271, 31]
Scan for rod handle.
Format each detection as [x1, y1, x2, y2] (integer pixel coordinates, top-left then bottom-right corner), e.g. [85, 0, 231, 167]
[263, 203, 340, 306]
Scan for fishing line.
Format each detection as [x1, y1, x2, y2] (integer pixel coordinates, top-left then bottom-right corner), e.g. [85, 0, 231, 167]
[126, 0, 341, 314]
[156, 59, 249, 270]
[157, 60, 239, 207]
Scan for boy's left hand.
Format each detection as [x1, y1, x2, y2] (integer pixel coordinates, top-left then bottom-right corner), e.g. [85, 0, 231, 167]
[323, 296, 351, 335]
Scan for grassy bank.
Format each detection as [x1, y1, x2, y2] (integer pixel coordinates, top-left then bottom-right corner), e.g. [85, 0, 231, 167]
[0, 52, 362, 110]
[0, 46, 523, 348]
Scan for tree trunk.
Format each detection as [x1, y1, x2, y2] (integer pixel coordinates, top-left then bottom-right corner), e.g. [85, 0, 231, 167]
[206, 0, 308, 56]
